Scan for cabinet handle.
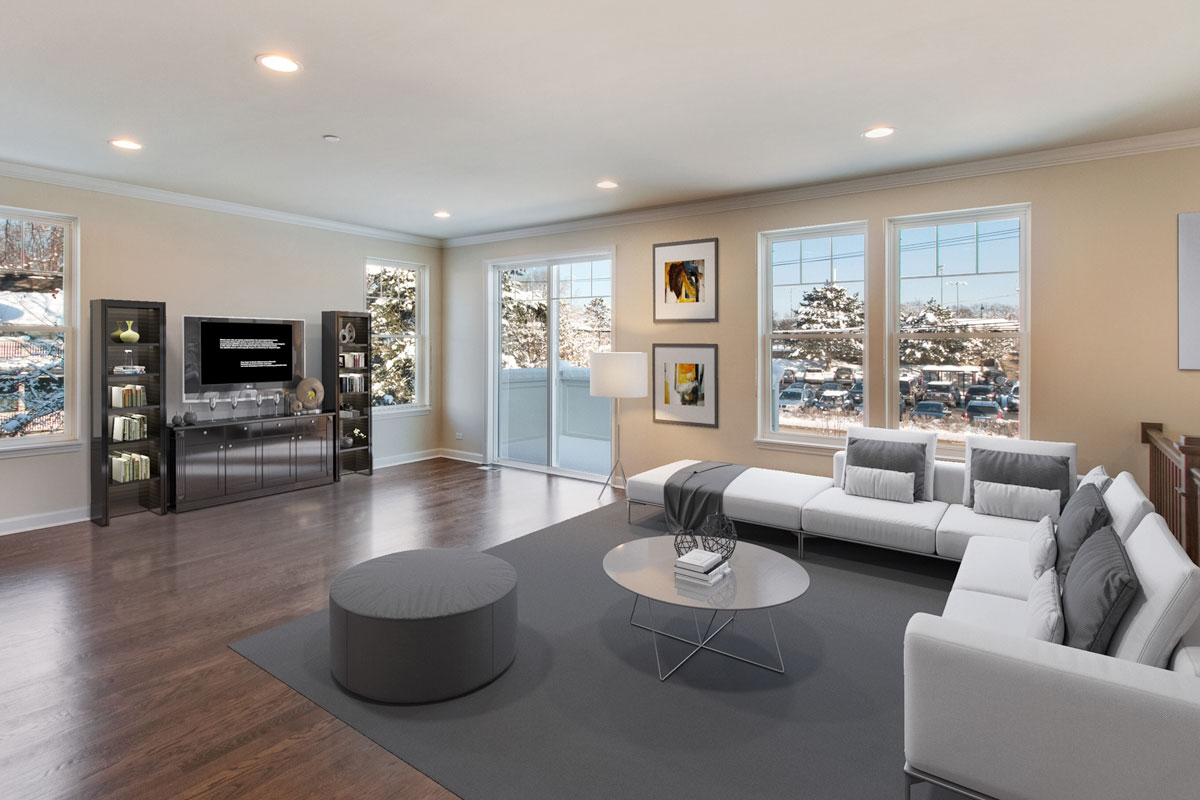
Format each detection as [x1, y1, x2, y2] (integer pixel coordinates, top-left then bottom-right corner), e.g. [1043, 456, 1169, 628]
[202, 430, 208, 435]
[298, 435, 303, 440]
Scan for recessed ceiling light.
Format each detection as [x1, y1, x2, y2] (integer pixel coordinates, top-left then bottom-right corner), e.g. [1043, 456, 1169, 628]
[433, 210, 451, 219]
[255, 53, 302, 73]
[109, 139, 142, 150]
[863, 126, 895, 139]
[596, 179, 619, 189]
[322, 134, 341, 143]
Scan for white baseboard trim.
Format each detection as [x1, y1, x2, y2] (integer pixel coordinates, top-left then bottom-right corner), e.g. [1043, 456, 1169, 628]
[0, 506, 90, 537]
[372, 448, 485, 470]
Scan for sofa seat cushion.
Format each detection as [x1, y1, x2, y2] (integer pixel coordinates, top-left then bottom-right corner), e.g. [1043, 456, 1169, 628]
[952, 537, 1034, 600]
[942, 589, 1028, 638]
[801, 488, 947, 554]
[935, 503, 1040, 560]
[626, 460, 832, 531]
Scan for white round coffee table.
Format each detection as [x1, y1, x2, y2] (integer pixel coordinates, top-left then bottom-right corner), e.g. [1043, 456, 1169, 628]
[603, 536, 810, 681]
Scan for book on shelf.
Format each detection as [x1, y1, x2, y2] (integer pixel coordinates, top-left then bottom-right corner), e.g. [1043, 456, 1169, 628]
[111, 413, 148, 441]
[675, 548, 723, 574]
[110, 384, 147, 408]
[674, 562, 732, 587]
[338, 373, 367, 393]
[112, 365, 146, 375]
[338, 352, 366, 369]
[110, 451, 151, 483]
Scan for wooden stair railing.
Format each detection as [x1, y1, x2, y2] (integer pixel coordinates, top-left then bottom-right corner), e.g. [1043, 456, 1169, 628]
[1141, 422, 1200, 565]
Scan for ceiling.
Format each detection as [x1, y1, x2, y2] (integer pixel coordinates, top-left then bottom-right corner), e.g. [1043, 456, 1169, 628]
[2, 1, 1199, 241]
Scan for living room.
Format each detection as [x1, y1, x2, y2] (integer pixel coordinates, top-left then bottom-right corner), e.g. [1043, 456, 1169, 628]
[2, 3, 1200, 799]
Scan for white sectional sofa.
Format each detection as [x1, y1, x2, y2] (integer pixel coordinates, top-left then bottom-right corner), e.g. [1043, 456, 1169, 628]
[626, 452, 1153, 562]
[904, 511, 1200, 800]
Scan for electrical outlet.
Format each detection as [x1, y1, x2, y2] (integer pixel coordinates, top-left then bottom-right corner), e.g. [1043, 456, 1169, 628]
[455, 431, 463, 440]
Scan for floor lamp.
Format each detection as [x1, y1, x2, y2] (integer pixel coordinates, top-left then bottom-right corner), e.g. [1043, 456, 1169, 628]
[589, 351, 648, 499]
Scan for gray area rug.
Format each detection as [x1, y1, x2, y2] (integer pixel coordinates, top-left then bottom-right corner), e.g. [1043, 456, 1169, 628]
[232, 502, 959, 799]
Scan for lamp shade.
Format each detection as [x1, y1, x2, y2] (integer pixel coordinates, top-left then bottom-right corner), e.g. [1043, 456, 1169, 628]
[589, 351, 647, 398]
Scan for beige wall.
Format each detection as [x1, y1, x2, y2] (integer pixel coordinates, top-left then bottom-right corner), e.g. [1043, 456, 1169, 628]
[441, 146, 1200, 487]
[0, 175, 442, 530]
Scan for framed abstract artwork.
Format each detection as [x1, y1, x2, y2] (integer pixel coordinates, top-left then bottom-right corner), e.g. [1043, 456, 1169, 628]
[653, 343, 717, 428]
[653, 238, 718, 322]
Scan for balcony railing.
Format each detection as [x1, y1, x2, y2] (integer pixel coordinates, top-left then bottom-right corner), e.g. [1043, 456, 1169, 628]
[1141, 422, 1200, 565]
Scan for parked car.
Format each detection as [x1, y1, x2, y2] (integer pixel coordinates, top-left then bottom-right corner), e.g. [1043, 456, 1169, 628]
[833, 366, 855, 386]
[779, 368, 797, 389]
[848, 380, 864, 405]
[898, 377, 926, 406]
[817, 381, 842, 396]
[1004, 381, 1020, 413]
[925, 381, 961, 407]
[778, 385, 815, 408]
[911, 401, 948, 419]
[815, 389, 849, 410]
[964, 384, 998, 404]
[965, 400, 1003, 422]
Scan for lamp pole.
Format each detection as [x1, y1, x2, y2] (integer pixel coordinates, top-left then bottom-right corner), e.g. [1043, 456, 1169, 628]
[946, 280, 967, 316]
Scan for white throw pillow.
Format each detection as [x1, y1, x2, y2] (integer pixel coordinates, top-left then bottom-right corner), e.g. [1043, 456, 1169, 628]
[1028, 516, 1057, 579]
[1027, 569, 1065, 643]
[844, 425, 937, 501]
[1078, 465, 1113, 493]
[962, 435, 1077, 507]
[843, 465, 916, 504]
[973, 480, 1062, 523]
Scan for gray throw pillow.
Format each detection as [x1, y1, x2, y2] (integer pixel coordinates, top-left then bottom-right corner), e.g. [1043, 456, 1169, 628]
[845, 437, 927, 500]
[1062, 527, 1139, 653]
[1054, 483, 1113, 576]
[967, 448, 1072, 511]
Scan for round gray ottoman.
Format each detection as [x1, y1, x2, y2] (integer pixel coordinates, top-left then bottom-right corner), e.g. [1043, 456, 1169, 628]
[329, 548, 517, 703]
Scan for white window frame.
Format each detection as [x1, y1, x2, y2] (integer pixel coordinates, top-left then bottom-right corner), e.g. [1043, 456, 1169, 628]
[756, 220, 870, 451]
[885, 203, 1031, 452]
[364, 258, 430, 417]
[0, 206, 80, 458]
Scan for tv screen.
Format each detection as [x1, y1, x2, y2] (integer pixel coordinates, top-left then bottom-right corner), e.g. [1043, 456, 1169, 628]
[182, 315, 305, 400]
[199, 321, 294, 385]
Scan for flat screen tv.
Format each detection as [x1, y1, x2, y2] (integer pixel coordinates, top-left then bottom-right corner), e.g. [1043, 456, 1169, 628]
[182, 316, 304, 401]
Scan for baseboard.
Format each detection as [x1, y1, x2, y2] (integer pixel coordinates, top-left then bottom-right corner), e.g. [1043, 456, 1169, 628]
[372, 448, 485, 470]
[372, 449, 443, 470]
[437, 448, 485, 464]
[0, 506, 90, 537]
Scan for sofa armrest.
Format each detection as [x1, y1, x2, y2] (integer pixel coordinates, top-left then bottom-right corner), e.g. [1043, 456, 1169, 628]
[904, 613, 1200, 800]
[832, 449, 845, 486]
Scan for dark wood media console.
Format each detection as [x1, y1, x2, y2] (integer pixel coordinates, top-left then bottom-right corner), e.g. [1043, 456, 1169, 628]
[168, 413, 335, 512]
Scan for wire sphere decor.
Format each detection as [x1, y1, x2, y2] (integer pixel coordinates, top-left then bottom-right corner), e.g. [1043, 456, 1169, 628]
[673, 532, 699, 558]
[699, 513, 738, 559]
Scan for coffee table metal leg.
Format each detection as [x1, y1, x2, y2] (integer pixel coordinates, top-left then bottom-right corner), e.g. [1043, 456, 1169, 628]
[628, 594, 783, 680]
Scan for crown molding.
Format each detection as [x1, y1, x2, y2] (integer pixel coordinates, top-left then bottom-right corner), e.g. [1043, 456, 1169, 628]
[444, 126, 1200, 248]
[0, 160, 441, 248]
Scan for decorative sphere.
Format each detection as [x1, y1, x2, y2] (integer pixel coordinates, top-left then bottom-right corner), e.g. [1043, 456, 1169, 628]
[699, 513, 738, 560]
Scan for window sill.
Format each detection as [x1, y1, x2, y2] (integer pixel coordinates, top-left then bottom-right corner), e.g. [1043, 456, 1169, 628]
[754, 436, 844, 457]
[371, 405, 432, 420]
[0, 438, 83, 460]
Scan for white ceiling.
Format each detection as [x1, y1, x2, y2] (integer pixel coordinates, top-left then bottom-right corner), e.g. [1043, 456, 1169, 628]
[2, 1, 1199, 240]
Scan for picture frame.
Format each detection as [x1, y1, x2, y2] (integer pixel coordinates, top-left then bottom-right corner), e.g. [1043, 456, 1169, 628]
[653, 343, 718, 428]
[653, 238, 718, 322]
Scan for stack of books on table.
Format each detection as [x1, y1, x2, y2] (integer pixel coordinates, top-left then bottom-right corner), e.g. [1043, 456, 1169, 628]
[674, 548, 731, 587]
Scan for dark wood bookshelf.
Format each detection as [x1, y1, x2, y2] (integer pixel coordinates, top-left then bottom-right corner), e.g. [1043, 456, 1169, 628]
[322, 311, 373, 479]
[90, 299, 167, 525]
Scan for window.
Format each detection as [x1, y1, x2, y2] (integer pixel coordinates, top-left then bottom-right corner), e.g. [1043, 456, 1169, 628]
[889, 204, 1028, 443]
[365, 259, 427, 410]
[759, 222, 868, 442]
[0, 209, 76, 450]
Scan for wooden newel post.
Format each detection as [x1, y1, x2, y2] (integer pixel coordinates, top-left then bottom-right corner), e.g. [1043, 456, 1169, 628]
[1178, 435, 1200, 564]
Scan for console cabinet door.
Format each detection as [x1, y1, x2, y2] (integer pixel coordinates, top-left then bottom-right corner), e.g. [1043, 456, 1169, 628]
[180, 442, 224, 502]
[224, 439, 261, 494]
[261, 434, 295, 487]
[295, 417, 329, 482]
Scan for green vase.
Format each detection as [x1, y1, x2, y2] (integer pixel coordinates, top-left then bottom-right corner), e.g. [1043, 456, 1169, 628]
[118, 321, 140, 343]
[110, 324, 123, 342]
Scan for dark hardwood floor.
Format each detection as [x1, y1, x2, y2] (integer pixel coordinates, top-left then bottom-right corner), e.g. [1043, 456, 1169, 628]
[0, 459, 620, 799]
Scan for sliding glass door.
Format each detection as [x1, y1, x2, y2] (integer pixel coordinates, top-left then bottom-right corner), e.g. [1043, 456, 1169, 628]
[495, 255, 612, 476]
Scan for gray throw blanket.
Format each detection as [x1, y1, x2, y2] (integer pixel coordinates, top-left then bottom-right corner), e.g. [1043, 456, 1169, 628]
[663, 461, 750, 535]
